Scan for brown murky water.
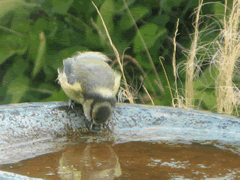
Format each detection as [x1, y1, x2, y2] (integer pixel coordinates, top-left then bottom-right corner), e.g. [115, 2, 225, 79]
[0, 141, 240, 179]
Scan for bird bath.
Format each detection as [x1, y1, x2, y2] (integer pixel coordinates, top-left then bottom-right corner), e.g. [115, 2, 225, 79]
[0, 102, 239, 179]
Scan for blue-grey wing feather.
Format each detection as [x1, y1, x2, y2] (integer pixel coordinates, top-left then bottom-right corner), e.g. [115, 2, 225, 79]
[63, 58, 76, 85]
[63, 57, 115, 92]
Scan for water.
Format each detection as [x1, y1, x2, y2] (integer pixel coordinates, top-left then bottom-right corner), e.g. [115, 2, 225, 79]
[0, 141, 240, 180]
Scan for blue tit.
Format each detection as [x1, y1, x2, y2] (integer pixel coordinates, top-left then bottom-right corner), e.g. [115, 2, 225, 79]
[57, 51, 121, 129]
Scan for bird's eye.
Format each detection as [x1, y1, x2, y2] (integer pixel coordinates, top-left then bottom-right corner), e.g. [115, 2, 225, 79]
[93, 106, 111, 124]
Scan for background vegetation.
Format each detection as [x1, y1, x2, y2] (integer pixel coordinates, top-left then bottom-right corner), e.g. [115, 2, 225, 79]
[1, 0, 239, 116]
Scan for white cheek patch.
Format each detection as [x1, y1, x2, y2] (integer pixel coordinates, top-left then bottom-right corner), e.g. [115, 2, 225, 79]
[83, 99, 94, 121]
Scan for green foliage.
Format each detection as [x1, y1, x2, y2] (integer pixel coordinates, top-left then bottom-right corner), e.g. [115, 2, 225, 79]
[96, 0, 114, 47]
[52, 0, 74, 14]
[193, 66, 218, 110]
[0, 0, 225, 112]
[133, 24, 167, 52]
[0, 0, 25, 19]
[160, 0, 184, 12]
[7, 75, 29, 103]
[119, 6, 149, 31]
[213, 3, 225, 18]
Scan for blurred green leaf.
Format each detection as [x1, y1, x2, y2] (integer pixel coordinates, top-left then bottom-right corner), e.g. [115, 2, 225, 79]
[160, 0, 183, 12]
[52, 20, 85, 46]
[0, 33, 27, 64]
[27, 83, 56, 96]
[32, 31, 46, 78]
[134, 24, 166, 53]
[47, 17, 58, 38]
[193, 66, 218, 110]
[52, 0, 74, 14]
[150, 15, 170, 26]
[194, 90, 217, 111]
[44, 89, 69, 102]
[37, 83, 56, 92]
[0, 48, 15, 65]
[43, 65, 58, 82]
[2, 57, 28, 87]
[21, 83, 56, 103]
[35, 0, 54, 16]
[115, 0, 136, 13]
[194, 66, 218, 88]
[135, 53, 152, 69]
[11, 7, 31, 35]
[68, 16, 100, 47]
[28, 18, 48, 60]
[0, 0, 24, 19]
[7, 75, 29, 103]
[213, 3, 225, 18]
[48, 46, 89, 70]
[29, 19, 48, 78]
[119, 6, 149, 31]
[96, 0, 114, 47]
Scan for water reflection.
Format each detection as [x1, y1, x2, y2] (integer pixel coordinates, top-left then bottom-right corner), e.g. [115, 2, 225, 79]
[0, 142, 122, 180]
[0, 141, 240, 179]
[58, 143, 122, 180]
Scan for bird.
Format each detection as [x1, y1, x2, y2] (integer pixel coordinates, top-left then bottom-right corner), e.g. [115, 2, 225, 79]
[57, 51, 121, 130]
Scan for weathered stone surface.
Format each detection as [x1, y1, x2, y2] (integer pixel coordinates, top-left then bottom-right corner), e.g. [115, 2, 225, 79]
[0, 101, 239, 166]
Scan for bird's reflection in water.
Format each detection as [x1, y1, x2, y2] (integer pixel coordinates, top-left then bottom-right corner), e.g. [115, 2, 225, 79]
[58, 143, 122, 180]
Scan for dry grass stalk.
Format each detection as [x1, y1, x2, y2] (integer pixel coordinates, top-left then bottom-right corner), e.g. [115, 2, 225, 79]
[111, 54, 157, 96]
[171, 18, 185, 108]
[122, 0, 164, 93]
[158, 57, 173, 102]
[216, 0, 240, 115]
[185, 0, 203, 109]
[140, 76, 154, 105]
[92, 1, 134, 104]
